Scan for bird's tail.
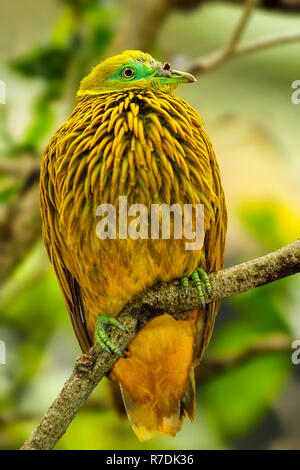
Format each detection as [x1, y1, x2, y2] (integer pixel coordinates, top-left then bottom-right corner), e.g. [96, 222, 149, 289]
[110, 310, 202, 441]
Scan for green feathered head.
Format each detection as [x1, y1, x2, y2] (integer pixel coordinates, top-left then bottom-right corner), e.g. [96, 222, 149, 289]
[78, 50, 196, 96]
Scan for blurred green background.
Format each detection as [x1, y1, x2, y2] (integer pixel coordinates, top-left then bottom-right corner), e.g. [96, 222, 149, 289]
[0, 0, 300, 450]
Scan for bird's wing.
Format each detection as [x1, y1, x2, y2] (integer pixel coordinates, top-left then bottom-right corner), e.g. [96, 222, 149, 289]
[50, 249, 92, 353]
[40, 134, 93, 354]
[197, 128, 227, 359]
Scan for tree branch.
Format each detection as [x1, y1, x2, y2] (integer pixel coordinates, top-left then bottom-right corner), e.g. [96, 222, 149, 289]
[0, 163, 41, 285]
[108, 0, 172, 55]
[187, 31, 300, 74]
[226, 0, 259, 55]
[185, 0, 300, 75]
[20, 240, 300, 450]
[3, 334, 291, 428]
[195, 333, 292, 383]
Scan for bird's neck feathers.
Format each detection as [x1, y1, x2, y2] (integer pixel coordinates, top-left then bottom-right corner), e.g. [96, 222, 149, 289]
[77, 83, 178, 100]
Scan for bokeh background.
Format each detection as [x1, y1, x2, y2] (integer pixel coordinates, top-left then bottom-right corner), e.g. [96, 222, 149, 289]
[0, 0, 300, 450]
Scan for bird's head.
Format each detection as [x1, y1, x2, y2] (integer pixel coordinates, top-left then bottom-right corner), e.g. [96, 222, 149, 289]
[78, 50, 196, 97]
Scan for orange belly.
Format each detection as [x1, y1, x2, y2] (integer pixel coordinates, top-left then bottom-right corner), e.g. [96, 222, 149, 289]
[111, 309, 202, 440]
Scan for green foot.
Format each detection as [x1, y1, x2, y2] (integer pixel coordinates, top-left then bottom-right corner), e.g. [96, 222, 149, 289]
[95, 314, 127, 358]
[181, 268, 212, 309]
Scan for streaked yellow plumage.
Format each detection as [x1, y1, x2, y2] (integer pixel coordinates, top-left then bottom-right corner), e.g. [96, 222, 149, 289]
[40, 50, 227, 440]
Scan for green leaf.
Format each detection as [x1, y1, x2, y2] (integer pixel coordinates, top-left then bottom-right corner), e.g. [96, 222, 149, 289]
[201, 352, 291, 439]
[0, 183, 19, 203]
[209, 283, 291, 358]
[23, 82, 61, 147]
[239, 200, 300, 251]
[11, 46, 71, 80]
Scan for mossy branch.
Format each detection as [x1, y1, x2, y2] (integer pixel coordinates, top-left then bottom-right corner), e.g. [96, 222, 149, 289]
[20, 240, 300, 450]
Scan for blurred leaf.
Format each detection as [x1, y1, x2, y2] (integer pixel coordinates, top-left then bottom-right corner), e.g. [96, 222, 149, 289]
[90, 25, 113, 56]
[84, 5, 114, 55]
[11, 46, 71, 80]
[23, 82, 61, 147]
[202, 352, 291, 439]
[209, 281, 291, 359]
[51, 10, 77, 47]
[239, 200, 300, 251]
[0, 182, 19, 203]
[0, 109, 14, 153]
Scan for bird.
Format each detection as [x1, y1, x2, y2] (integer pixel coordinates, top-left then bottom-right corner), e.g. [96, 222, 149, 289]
[40, 50, 227, 441]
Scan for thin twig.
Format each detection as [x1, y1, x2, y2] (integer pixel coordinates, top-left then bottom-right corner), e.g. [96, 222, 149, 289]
[226, 0, 259, 54]
[195, 333, 292, 382]
[187, 31, 300, 75]
[185, 0, 300, 75]
[20, 240, 300, 450]
[187, 0, 259, 73]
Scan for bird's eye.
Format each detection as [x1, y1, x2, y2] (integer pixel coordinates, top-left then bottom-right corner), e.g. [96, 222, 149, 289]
[121, 67, 135, 79]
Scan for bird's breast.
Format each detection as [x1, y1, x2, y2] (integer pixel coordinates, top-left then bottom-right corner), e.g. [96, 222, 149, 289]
[47, 89, 216, 328]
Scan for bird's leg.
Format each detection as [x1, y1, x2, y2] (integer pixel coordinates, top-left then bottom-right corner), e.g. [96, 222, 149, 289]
[95, 314, 127, 358]
[181, 268, 212, 309]
[197, 268, 212, 298]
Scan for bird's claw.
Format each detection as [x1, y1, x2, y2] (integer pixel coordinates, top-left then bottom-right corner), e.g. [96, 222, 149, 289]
[95, 314, 127, 358]
[181, 268, 212, 309]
